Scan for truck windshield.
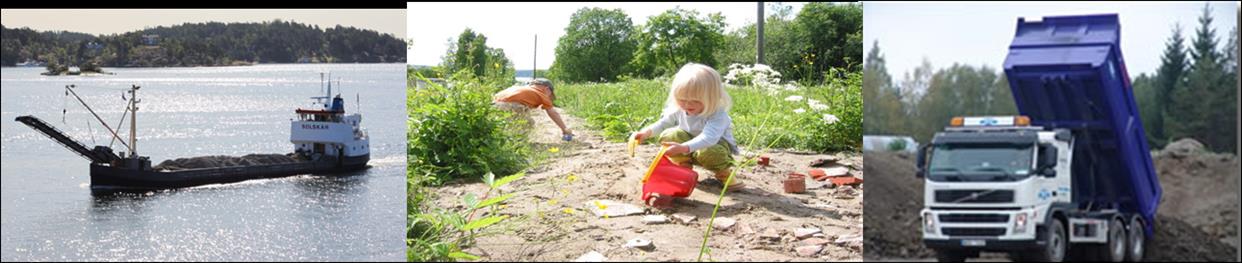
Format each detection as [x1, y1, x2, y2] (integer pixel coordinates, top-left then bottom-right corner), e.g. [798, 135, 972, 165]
[928, 143, 1035, 182]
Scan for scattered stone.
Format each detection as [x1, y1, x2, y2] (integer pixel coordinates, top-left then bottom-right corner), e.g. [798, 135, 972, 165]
[641, 215, 669, 225]
[810, 157, 839, 167]
[836, 234, 864, 250]
[624, 238, 655, 251]
[796, 245, 824, 257]
[835, 234, 863, 245]
[834, 188, 857, 199]
[737, 223, 756, 235]
[584, 200, 645, 218]
[759, 228, 782, 240]
[672, 213, 697, 224]
[800, 237, 831, 246]
[713, 217, 737, 230]
[794, 228, 822, 239]
[575, 251, 607, 262]
[824, 167, 850, 177]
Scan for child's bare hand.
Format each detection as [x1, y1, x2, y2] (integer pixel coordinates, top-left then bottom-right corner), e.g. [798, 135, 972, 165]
[661, 142, 690, 155]
[632, 129, 652, 142]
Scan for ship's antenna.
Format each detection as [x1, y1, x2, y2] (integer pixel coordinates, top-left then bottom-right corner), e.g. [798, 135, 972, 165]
[320, 72, 325, 97]
[327, 72, 333, 107]
[356, 92, 360, 113]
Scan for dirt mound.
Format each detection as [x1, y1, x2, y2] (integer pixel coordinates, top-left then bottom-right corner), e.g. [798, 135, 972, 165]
[426, 108, 865, 261]
[1160, 138, 1206, 158]
[862, 150, 1239, 261]
[1153, 144, 1240, 250]
[861, 151, 931, 259]
[154, 153, 303, 171]
[1148, 214, 1238, 261]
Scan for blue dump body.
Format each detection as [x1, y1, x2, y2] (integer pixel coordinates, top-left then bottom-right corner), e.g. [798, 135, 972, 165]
[1002, 14, 1161, 235]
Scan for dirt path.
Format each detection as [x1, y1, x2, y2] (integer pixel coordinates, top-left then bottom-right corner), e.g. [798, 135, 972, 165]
[430, 107, 865, 261]
[862, 149, 1238, 262]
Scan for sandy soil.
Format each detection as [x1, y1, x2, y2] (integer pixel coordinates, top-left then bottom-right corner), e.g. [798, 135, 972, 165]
[861, 141, 1239, 262]
[428, 108, 865, 261]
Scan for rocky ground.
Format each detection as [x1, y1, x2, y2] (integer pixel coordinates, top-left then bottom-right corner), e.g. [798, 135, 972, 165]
[862, 138, 1239, 261]
[428, 108, 866, 261]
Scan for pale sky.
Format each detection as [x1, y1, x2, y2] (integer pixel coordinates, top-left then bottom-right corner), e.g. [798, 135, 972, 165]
[407, 2, 808, 70]
[864, 1, 1239, 79]
[0, 9, 406, 39]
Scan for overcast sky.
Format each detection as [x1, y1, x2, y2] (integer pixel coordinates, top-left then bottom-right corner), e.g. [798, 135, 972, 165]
[407, 2, 808, 70]
[0, 9, 406, 39]
[864, 1, 1238, 79]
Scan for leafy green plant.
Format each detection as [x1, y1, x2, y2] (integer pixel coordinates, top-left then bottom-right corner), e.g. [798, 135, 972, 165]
[407, 171, 527, 262]
[408, 71, 532, 185]
[887, 137, 909, 152]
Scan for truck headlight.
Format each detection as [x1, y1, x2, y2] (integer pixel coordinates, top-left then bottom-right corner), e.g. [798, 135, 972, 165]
[1013, 212, 1028, 234]
[924, 212, 936, 233]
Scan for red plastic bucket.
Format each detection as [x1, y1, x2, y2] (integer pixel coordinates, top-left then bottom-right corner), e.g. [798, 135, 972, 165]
[641, 147, 698, 206]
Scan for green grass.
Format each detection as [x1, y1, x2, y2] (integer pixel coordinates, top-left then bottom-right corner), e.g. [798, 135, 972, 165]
[557, 71, 862, 153]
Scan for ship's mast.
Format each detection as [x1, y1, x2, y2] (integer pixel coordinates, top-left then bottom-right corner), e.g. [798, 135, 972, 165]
[128, 85, 140, 158]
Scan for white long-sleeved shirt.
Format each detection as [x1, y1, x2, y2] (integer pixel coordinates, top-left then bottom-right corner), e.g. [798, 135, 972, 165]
[645, 109, 740, 154]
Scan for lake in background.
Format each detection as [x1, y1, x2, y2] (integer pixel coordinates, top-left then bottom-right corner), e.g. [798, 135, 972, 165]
[1, 64, 406, 261]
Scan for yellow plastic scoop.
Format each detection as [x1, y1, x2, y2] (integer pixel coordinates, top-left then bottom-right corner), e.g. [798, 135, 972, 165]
[628, 137, 639, 157]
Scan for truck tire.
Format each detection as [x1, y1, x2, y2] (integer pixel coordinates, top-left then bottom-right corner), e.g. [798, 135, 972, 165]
[1026, 218, 1067, 262]
[1097, 218, 1126, 262]
[1125, 216, 1146, 262]
[934, 249, 968, 262]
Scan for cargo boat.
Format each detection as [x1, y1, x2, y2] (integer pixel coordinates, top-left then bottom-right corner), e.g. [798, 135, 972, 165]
[15, 75, 370, 192]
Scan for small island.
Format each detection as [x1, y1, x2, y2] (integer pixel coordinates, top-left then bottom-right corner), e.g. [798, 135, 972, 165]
[40, 61, 111, 76]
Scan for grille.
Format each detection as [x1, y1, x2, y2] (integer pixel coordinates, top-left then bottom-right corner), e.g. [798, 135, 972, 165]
[941, 227, 1007, 237]
[939, 214, 1010, 223]
[935, 189, 1015, 203]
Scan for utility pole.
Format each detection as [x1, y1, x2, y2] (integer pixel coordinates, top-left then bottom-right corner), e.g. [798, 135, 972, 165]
[757, 2, 765, 65]
[533, 34, 538, 79]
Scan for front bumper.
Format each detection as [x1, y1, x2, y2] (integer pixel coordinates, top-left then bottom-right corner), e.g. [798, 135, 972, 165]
[924, 238, 1044, 251]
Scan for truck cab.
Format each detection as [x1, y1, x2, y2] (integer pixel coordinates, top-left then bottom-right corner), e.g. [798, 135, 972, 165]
[918, 116, 1077, 261]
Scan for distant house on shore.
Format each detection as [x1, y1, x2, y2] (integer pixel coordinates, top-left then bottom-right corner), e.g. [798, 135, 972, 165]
[141, 34, 160, 46]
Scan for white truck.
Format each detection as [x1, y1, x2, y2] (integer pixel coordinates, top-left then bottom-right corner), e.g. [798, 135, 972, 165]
[915, 14, 1161, 262]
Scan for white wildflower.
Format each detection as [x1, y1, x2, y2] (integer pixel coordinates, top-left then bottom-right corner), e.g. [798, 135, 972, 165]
[823, 114, 839, 124]
[785, 95, 804, 102]
[809, 102, 829, 111]
[793, 108, 806, 114]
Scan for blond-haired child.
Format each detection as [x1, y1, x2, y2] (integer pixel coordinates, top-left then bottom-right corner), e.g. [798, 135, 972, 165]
[631, 63, 743, 190]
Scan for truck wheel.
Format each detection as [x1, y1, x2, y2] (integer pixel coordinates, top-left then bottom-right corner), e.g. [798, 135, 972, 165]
[1125, 216, 1146, 262]
[1098, 218, 1126, 262]
[934, 249, 968, 262]
[1024, 218, 1067, 262]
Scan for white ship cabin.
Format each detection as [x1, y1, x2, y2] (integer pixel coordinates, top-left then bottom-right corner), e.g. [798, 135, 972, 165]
[290, 95, 369, 159]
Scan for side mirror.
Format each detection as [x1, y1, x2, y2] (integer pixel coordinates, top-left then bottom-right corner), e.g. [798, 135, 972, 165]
[915, 144, 931, 178]
[1039, 144, 1058, 177]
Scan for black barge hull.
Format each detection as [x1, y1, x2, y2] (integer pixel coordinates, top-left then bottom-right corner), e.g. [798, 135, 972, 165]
[90, 154, 369, 191]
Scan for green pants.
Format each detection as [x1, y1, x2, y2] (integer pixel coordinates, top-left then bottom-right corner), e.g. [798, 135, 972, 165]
[658, 128, 734, 172]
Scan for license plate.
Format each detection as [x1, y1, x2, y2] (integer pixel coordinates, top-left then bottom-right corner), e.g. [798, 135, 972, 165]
[961, 239, 986, 247]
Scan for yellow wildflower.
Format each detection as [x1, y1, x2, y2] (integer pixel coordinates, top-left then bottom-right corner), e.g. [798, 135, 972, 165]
[548, 147, 560, 153]
[594, 200, 608, 210]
